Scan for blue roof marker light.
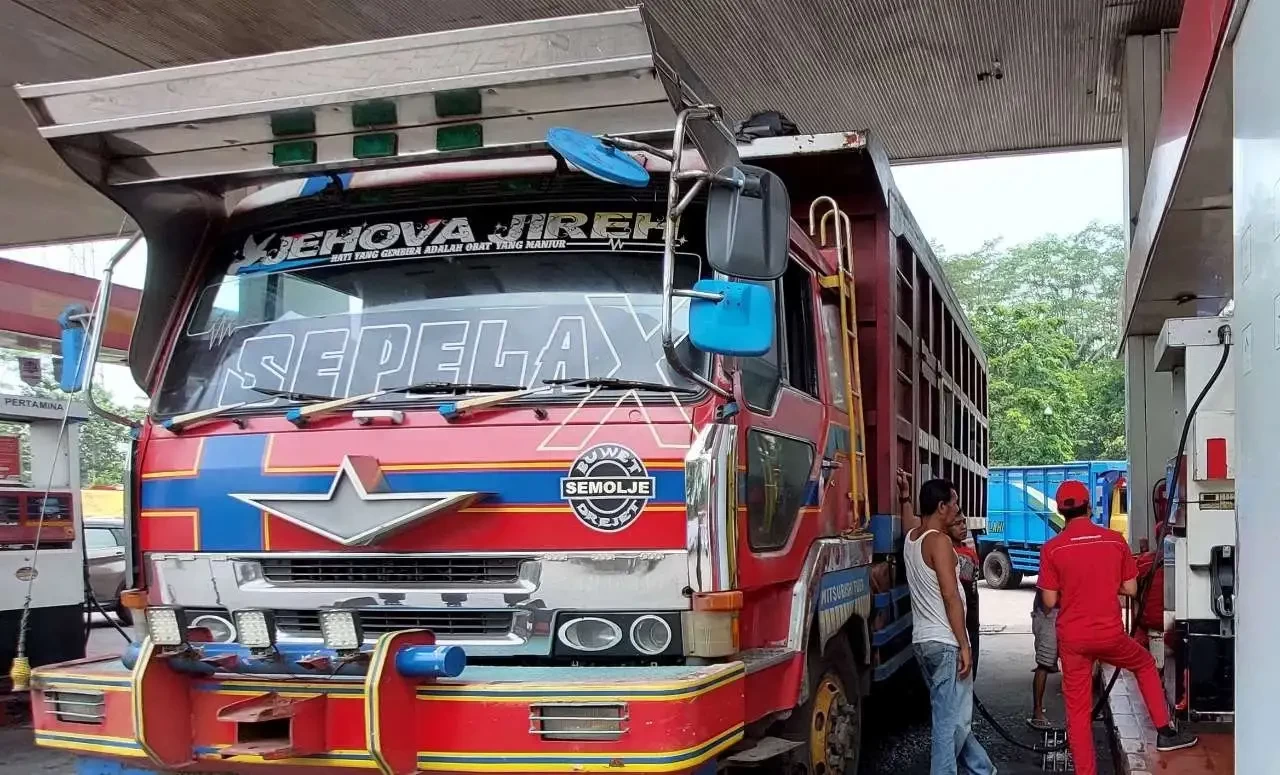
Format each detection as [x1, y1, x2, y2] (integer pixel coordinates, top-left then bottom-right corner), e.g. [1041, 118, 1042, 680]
[545, 127, 650, 188]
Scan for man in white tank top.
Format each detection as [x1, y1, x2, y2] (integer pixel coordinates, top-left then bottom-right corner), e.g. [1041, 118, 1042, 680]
[901, 475, 995, 775]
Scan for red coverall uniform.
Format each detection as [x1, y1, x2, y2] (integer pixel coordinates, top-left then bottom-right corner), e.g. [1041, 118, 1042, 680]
[1038, 518, 1169, 775]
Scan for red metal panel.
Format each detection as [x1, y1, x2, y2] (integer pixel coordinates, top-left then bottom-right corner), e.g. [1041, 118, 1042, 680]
[0, 257, 139, 357]
[1205, 437, 1228, 480]
[137, 413, 701, 554]
[31, 657, 749, 774]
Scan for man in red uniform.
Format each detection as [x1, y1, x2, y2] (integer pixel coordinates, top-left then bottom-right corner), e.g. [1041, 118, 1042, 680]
[1038, 480, 1197, 775]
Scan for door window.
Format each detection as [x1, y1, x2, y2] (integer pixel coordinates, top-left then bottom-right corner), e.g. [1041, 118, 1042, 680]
[739, 279, 782, 411]
[745, 430, 816, 551]
[85, 528, 118, 550]
[819, 302, 847, 407]
[781, 263, 820, 398]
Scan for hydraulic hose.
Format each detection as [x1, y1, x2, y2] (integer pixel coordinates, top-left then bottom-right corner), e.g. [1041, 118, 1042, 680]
[970, 324, 1232, 756]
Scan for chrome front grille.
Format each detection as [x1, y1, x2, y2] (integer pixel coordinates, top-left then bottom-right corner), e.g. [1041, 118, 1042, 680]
[257, 556, 530, 586]
[274, 609, 515, 638]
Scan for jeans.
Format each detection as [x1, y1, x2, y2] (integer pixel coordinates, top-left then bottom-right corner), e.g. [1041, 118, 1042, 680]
[915, 640, 996, 775]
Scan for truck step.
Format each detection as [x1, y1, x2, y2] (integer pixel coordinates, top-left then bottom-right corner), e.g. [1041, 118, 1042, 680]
[215, 692, 325, 759]
[724, 736, 804, 764]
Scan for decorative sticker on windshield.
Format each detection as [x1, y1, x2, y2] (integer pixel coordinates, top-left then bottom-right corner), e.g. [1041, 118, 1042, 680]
[229, 209, 675, 276]
[206, 297, 695, 409]
[560, 444, 655, 532]
[154, 202, 709, 417]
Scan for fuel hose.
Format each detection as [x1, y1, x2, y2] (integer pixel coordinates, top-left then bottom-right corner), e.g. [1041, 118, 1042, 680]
[969, 324, 1231, 755]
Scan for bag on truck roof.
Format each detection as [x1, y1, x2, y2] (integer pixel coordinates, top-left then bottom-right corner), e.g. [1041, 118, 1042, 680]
[734, 111, 800, 142]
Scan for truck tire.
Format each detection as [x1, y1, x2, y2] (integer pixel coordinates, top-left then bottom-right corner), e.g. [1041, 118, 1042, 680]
[114, 583, 132, 626]
[982, 550, 1022, 590]
[784, 638, 862, 775]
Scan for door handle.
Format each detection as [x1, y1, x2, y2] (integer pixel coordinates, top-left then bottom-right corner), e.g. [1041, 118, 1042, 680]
[820, 458, 839, 490]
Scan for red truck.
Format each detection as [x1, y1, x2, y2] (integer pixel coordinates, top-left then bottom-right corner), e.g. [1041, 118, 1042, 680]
[16, 7, 986, 773]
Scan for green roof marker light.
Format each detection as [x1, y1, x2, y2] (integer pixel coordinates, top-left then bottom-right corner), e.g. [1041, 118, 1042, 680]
[437, 124, 483, 152]
[434, 89, 482, 118]
[270, 110, 315, 137]
[352, 99, 397, 128]
[272, 140, 317, 167]
[353, 132, 399, 159]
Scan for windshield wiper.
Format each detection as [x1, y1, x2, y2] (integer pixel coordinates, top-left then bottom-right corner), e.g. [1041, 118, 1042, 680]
[394, 380, 528, 395]
[254, 380, 531, 426]
[161, 402, 248, 433]
[251, 381, 527, 404]
[543, 377, 700, 395]
[249, 385, 340, 402]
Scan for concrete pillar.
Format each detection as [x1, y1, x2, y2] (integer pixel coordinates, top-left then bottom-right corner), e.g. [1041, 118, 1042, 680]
[1124, 335, 1176, 548]
[1121, 33, 1175, 244]
[1121, 33, 1177, 548]
[1232, 1, 1279, 763]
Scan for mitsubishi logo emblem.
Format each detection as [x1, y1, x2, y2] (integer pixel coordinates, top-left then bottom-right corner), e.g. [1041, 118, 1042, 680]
[231, 456, 484, 546]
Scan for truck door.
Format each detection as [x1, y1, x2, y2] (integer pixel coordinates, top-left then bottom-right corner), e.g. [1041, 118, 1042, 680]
[735, 257, 835, 642]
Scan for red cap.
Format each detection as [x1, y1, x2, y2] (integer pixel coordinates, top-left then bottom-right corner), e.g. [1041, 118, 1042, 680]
[1056, 480, 1090, 512]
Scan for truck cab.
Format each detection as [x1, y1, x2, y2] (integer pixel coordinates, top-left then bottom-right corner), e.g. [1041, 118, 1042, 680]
[979, 460, 1128, 588]
[15, 8, 981, 773]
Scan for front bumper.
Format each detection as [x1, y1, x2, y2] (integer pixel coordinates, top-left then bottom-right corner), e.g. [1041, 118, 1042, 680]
[31, 635, 745, 774]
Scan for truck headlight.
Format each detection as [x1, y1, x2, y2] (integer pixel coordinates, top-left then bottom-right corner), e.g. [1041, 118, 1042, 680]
[553, 613, 681, 657]
[145, 606, 188, 647]
[232, 609, 275, 650]
[557, 617, 623, 652]
[318, 608, 364, 652]
[191, 613, 236, 644]
[629, 615, 673, 655]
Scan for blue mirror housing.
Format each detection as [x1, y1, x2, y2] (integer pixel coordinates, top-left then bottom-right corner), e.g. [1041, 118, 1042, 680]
[545, 127, 650, 188]
[688, 280, 774, 357]
[57, 304, 89, 392]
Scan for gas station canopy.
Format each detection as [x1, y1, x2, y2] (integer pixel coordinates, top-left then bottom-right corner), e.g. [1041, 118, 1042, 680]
[0, 0, 1181, 248]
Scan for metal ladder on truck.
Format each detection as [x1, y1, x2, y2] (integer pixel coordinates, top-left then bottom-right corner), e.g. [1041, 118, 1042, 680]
[808, 197, 870, 527]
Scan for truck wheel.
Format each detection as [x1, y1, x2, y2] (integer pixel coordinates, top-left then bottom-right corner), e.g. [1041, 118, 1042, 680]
[982, 551, 1019, 590]
[785, 639, 862, 775]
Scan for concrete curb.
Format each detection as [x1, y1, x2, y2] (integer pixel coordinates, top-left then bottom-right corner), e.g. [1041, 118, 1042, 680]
[1105, 669, 1235, 773]
[1104, 671, 1157, 774]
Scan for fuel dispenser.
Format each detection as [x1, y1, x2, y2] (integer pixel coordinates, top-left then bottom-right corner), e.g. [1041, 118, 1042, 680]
[1153, 316, 1235, 722]
[0, 391, 88, 688]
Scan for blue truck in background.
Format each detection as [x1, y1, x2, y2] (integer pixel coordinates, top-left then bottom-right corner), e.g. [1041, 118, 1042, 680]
[976, 461, 1129, 588]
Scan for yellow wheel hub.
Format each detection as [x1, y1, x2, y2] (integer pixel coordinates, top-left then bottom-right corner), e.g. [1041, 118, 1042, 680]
[807, 670, 856, 775]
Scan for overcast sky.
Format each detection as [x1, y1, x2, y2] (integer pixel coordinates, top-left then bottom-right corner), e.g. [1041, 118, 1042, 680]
[893, 147, 1125, 254]
[3, 147, 1125, 405]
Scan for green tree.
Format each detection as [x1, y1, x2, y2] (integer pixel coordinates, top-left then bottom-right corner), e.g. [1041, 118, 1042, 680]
[941, 222, 1126, 465]
[65, 382, 143, 485]
[2, 377, 142, 487]
[995, 222, 1125, 362]
[972, 303, 1084, 465]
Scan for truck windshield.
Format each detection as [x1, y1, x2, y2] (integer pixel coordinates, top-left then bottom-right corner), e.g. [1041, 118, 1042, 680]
[154, 205, 706, 416]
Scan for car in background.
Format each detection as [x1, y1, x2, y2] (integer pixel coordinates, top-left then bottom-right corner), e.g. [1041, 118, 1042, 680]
[83, 517, 128, 623]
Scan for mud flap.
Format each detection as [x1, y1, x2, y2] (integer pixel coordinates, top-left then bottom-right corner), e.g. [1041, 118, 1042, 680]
[130, 639, 194, 769]
[365, 629, 435, 775]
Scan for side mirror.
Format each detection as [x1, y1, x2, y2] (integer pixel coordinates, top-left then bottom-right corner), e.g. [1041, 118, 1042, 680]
[687, 280, 774, 357]
[704, 164, 790, 281]
[57, 304, 89, 393]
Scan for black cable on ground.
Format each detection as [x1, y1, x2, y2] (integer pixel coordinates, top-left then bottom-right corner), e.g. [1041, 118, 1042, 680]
[85, 594, 133, 644]
[969, 324, 1231, 755]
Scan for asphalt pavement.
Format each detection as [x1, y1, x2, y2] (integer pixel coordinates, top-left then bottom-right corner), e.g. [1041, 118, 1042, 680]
[861, 580, 1117, 774]
[5, 587, 1117, 774]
